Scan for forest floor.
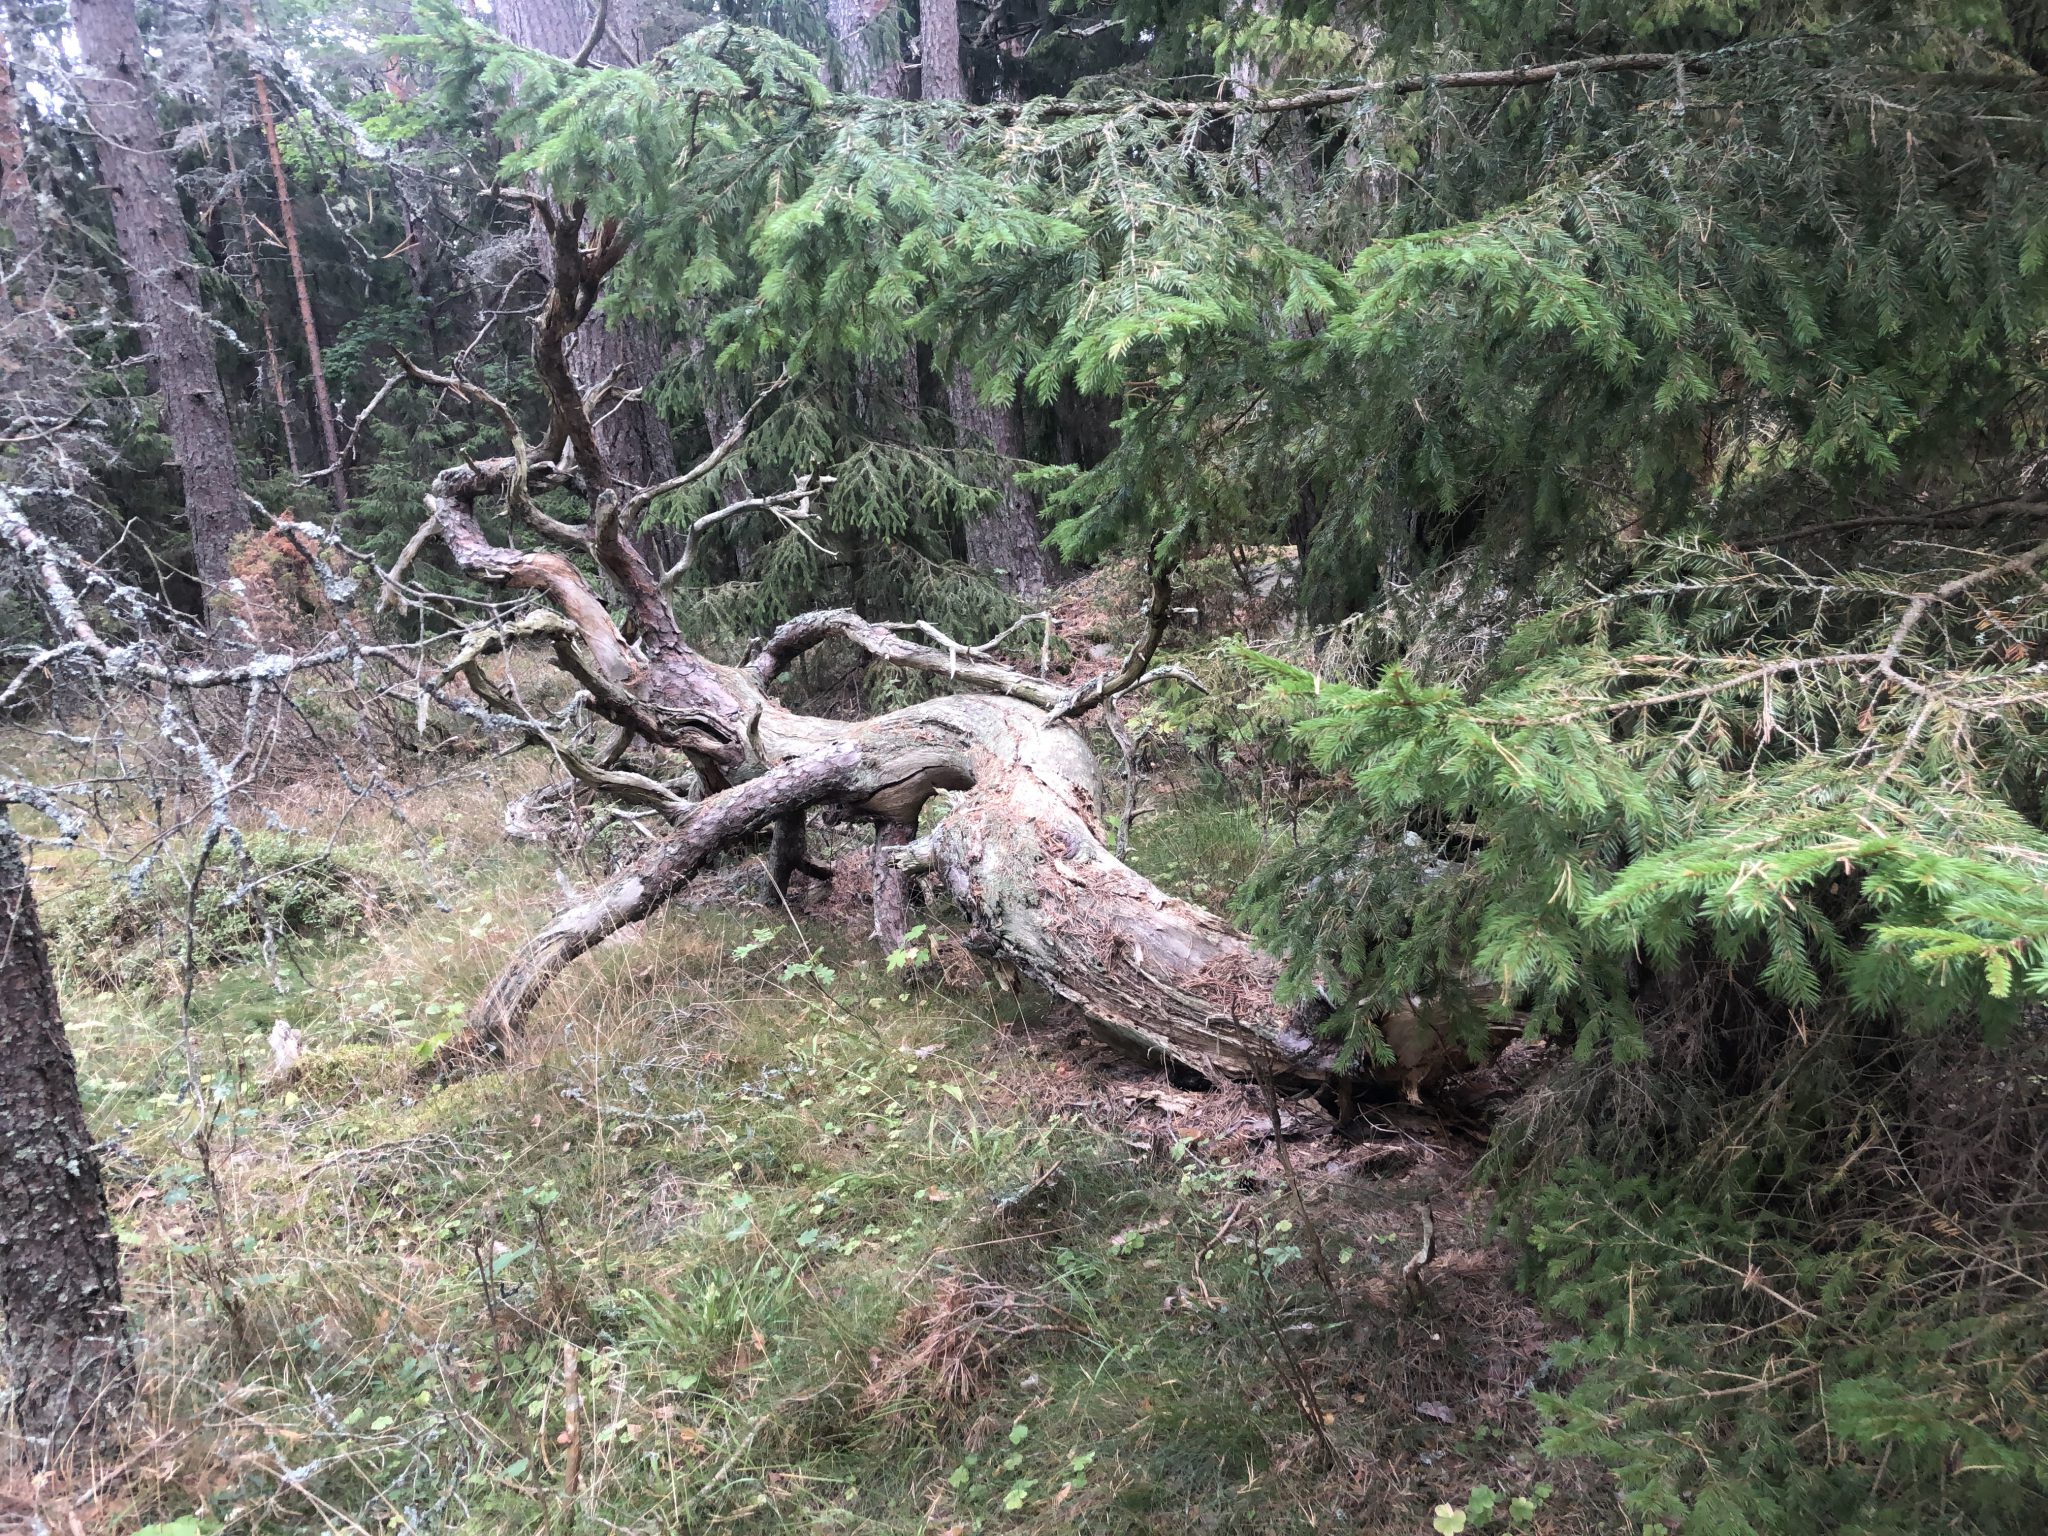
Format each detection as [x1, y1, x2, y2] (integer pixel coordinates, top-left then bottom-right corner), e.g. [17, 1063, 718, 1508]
[5, 706, 1618, 1535]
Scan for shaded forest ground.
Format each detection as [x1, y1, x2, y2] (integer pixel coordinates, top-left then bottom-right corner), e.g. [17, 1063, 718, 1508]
[1, 699, 1616, 1533]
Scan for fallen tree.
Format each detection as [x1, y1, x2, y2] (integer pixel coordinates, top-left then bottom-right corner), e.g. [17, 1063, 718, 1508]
[0, 195, 1450, 1095]
[403, 199, 1365, 1089]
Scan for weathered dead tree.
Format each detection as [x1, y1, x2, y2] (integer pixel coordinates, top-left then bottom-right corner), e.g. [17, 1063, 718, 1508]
[401, 199, 1347, 1089]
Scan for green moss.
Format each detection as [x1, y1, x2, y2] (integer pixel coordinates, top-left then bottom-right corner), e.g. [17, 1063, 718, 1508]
[46, 830, 420, 990]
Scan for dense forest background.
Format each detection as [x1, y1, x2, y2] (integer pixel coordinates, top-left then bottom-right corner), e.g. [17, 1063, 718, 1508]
[2, 0, 2047, 1531]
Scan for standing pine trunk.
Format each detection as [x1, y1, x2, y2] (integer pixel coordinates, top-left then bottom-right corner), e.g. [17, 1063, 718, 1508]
[920, 0, 1054, 595]
[828, 0, 906, 96]
[69, 0, 249, 613]
[0, 27, 40, 302]
[0, 814, 131, 1459]
[221, 132, 303, 477]
[236, 0, 344, 511]
[492, 0, 682, 500]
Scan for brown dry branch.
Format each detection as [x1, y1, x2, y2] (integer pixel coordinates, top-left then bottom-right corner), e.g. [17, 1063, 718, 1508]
[859, 1275, 1063, 1415]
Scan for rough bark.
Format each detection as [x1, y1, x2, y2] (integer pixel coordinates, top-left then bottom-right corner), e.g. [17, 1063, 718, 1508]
[920, 0, 1055, 595]
[768, 809, 833, 900]
[421, 442, 1334, 1083]
[956, 391, 1055, 596]
[0, 27, 38, 299]
[0, 815, 132, 1456]
[410, 203, 1353, 1094]
[70, 0, 250, 609]
[456, 666, 1335, 1083]
[456, 747, 868, 1056]
[238, 0, 344, 511]
[869, 818, 916, 948]
[828, 0, 905, 96]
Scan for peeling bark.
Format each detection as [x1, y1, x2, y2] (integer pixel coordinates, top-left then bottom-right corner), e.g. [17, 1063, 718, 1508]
[453, 623, 1339, 1085]
[870, 817, 916, 949]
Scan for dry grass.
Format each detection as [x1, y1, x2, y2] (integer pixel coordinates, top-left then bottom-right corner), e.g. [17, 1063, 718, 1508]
[2, 727, 1610, 1535]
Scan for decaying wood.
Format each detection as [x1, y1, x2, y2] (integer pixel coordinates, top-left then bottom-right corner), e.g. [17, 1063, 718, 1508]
[869, 818, 916, 949]
[399, 202, 1382, 1092]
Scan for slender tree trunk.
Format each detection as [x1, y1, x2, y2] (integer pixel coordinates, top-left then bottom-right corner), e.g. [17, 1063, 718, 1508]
[0, 815, 132, 1458]
[69, 0, 249, 613]
[493, 0, 681, 500]
[237, 0, 343, 511]
[828, 0, 925, 583]
[0, 27, 39, 303]
[222, 132, 303, 476]
[920, 0, 1054, 595]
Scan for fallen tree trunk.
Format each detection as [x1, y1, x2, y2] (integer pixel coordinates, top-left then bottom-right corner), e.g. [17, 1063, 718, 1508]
[460, 682, 1339, 1084]
[398, 202, 1356, 1091]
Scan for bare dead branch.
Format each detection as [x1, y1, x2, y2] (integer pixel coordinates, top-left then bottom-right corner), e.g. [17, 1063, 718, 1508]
[302, 371, 399, 485]
[623, 372, 791, 524]
[448, 744, 866, 1060]
[746, 607, 1065, 705]
[656, 475, 835, 591]
[376, 516, 441, 612]
[0, 491, 405, 690]
[1043, 561, 1175, 723]
[569, 0, 611, 69]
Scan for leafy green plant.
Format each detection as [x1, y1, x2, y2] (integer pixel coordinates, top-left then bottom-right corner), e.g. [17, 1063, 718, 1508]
[885, 922, 932, 973]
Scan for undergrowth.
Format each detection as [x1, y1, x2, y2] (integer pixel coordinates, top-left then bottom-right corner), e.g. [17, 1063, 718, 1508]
[1489, 988, 2048, 1536]
[49, 776, 1597, 1535]
[46, 829, 425, 992]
